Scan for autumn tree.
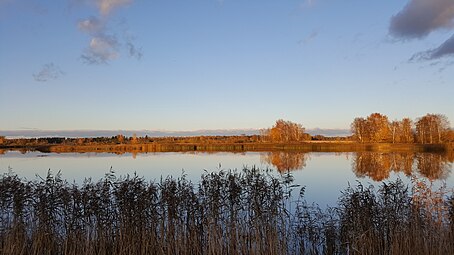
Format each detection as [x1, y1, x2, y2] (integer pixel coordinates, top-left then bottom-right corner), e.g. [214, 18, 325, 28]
[447, 129, 454, 142]
[77, 138, 85, 145]
[351, 113, 391, 142]
[116, 134, 125, 144]
[415, 114, 450, 144]
[0, 136, 5, 145]
[390, 120, 401, 143]
[131, 133, 138, 144]
[400, 118, 414, 143]
[351, 117, 367, 142]
[389, 118, 414, 143]
[262, 119, 308, 142]
[367, 113, 391, 142]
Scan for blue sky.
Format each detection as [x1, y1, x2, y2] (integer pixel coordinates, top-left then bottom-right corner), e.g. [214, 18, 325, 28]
[1, 0, 453, 132]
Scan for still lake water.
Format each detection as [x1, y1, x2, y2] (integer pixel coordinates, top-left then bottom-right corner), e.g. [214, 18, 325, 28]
[0, 151, 452, 207]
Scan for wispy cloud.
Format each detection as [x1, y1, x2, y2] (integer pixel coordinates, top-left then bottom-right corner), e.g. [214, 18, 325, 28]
[33, 63, 64, 82]
[81, 36, 119, 64]
[96, 0, 132, 16]
[76, 0, 141, 64]
[411, 34, 454, 61]
[77, 16, 104, 33]
[126, 41, 142, 60]
[72, 0, 132, 16]
[389, 0, 454, 62]
[298, 30, 319, 45]
[299, 0, 316, 10]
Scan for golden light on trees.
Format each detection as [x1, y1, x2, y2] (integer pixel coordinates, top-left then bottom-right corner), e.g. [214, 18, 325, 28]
[415, 114, 450, 144]
[131, 133, 138, 144]
[351, 113, 452, 144]
[351, 113, 391, 143]
[116, 134, 124, 144]
[261, 119, 309, 142]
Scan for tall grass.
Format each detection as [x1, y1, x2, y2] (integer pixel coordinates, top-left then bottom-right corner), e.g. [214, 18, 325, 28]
[0, 167, 452, 255]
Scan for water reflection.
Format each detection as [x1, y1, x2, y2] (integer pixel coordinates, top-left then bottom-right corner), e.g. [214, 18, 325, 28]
[353, 152, 452, 181]
[261, 151, 307, 172]
[415, 153, 451, 180]
[260, 151, 453, 181]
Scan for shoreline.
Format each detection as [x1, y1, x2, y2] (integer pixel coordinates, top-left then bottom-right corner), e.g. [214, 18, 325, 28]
[1, 141, 451, 154]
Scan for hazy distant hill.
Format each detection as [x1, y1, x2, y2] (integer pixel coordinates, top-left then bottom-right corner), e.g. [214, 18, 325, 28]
[0, 128, 351, 138]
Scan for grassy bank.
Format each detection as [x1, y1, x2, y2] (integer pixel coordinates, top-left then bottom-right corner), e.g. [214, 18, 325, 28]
[0, 167, 453, 255]
[1, 141, 450, 154]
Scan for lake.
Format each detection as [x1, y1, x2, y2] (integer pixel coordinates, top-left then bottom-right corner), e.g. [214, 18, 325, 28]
[0, 150, 452, 207]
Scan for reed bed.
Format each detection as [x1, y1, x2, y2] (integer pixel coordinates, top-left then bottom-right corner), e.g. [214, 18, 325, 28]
[0, 167, 452, 255]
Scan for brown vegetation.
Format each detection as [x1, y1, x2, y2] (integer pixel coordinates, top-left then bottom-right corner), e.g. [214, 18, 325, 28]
[0, 168, 452, 255]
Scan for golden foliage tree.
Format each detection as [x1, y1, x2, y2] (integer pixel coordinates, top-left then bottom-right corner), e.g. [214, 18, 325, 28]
[131, 133, 138, 144]
[351, 117, 367, 142]
[400, 118, 414, 143]
[117, 134, 125, 144]
[447, 129, 454, 142]
[415, 114, 450, 144]
[390, 118, 414, 143]
[367, 113, 391, 142]
[262, 119, 308, 142]
[351, 113, 391, 142]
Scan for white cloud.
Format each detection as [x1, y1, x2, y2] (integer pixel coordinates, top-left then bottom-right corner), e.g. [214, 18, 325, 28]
[96, 0, 132, 16]
[76, 0, 141, 64]
[81, 35, 119, 64]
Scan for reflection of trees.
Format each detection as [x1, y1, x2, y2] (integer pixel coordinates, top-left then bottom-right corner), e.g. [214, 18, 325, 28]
[416, 153, 451, 181]
[261, 152, 307, 172]
[352, 152, 451, 181]
[389, 153, 414, 176]
[353, 152, 393, 181]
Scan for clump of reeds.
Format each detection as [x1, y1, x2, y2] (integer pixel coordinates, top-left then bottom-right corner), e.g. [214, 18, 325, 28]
[0, 167, 452, 255]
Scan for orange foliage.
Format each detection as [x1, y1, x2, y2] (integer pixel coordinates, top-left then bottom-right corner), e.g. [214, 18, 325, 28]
[262, 119, 309, 142]
[261, 152, 307, 172]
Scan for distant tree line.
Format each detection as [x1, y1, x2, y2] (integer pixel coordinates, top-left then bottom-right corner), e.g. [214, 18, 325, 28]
[0, 134, 263, 147]
[1, 115, 452, 147]
[351, 113, 453, 144]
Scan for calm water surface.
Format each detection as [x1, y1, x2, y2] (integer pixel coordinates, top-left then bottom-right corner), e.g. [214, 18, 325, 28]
[0, 151, 452, 207]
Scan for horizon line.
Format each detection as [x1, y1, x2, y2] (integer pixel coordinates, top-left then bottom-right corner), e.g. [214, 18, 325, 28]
[0, 128, 352, 138]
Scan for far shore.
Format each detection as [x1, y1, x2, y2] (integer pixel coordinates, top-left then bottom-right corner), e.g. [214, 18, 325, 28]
[1, 141, 452, 154]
